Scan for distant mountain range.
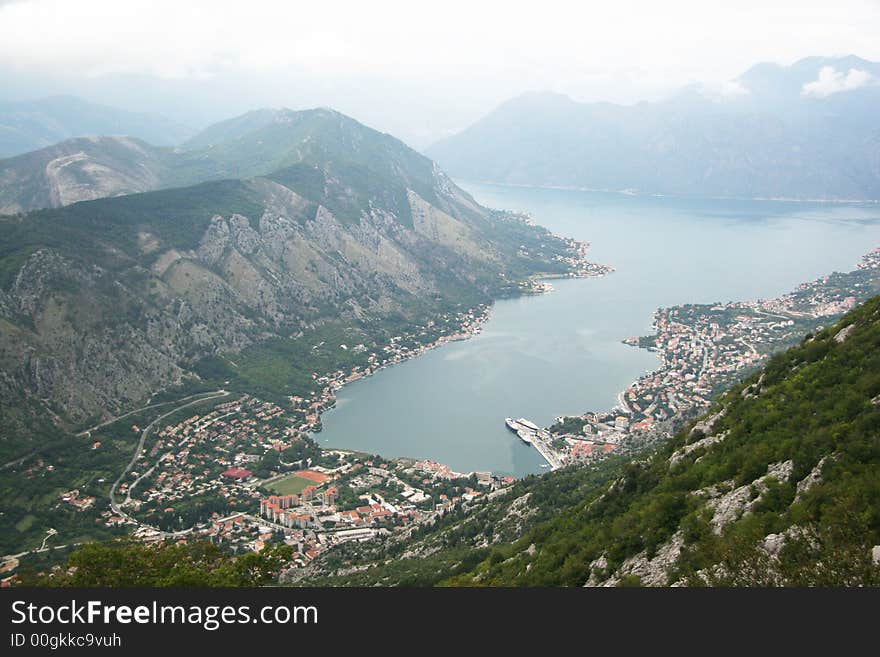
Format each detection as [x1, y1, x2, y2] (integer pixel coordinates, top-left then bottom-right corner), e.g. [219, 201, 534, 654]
[427, 56, 880, 201]
[0, 95, 193, 158]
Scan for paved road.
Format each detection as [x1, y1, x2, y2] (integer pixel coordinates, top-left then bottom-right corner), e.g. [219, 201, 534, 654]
[531, 431, 565, 470]
[2, 451, 35, 470]
[77, 391, 228, 437]
[1, 390, 230, 563]
[108, 389, 230, 536]
[2, 542, 81, 563]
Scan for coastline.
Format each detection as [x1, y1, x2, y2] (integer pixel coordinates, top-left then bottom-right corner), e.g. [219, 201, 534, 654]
[542, 244, 880, 464]
[303, 240, 613, 475]
[463, 179, 880, 206]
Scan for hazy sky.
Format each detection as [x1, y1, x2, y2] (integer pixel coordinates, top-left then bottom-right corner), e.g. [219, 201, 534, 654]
[1, 0, 879, 145]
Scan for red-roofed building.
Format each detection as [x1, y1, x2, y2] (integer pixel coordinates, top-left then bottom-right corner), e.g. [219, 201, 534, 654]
[221, 467, 252, 480]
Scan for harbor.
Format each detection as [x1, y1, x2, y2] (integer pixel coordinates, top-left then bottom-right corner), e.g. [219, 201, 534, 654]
[317, 182, 880, 478]
[504, 418, 565, 470]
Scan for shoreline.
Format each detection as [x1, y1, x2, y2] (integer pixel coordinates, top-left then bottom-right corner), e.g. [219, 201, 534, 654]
[463, 179, 880, 206]
[542, 244, 880, 463]
[305, 244, 613, 476]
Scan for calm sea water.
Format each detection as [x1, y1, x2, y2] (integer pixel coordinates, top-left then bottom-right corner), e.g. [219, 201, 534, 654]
[317, 183, 880, 476]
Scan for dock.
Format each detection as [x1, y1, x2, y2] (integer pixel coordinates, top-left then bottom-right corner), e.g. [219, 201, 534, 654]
[504, 418, 564, 470]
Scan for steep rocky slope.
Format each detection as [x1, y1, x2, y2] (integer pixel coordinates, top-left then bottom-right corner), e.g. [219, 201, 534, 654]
[0, 113, 585, 461]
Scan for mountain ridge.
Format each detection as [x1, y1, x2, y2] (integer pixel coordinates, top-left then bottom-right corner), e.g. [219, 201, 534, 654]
[426, 55, 880, 201]
[0, 107, 464, 215]
[0, 95, 193, 158]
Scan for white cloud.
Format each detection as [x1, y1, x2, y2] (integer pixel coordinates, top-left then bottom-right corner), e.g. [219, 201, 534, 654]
[1, 0, 879, 144]
[801, 66, 874, 97]
[1, 0, 879, 96]
[719, 80, 751, 97]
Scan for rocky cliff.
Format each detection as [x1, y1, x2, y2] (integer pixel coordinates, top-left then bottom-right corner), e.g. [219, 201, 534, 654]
[0, 114, 584, 459]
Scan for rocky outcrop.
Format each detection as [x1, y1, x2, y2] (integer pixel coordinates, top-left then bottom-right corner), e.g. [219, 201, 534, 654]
[699, 460, 794, 534]
[794, 455, 833, 503]
[669, 430, 729, 467]
[834, 323, 856, 343]
[590, 531, 686, 587]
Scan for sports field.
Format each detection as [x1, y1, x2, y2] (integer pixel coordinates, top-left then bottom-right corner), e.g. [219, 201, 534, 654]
[266, 474, 314, 496]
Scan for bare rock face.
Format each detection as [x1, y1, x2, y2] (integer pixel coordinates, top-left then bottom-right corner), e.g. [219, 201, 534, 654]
[0, 136, 167, 214]
[762, 533, 786, 556]
[833, 323, 856, 343]
[700, 460, 794, 535]
[197, 216, 231, 265]
[594, 531, 686, 587]
[794, 455, 834, 503]
[669, 430, 729, 468]
[2, 249, 188, 423]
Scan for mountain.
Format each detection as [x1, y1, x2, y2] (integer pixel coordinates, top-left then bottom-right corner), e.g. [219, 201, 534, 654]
[0, 108, 585, 462]
[306, 296, 880, 586]
[0, 95, 193, 158]
[1, 107, 462, 214]
[0, 136, 171, 214]
[427, 56, 880, 201]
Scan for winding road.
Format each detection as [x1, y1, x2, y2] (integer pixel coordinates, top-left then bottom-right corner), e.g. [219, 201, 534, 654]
[108, 389, 231, 536]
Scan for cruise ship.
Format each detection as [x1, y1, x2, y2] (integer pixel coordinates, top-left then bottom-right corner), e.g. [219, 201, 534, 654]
[505, 418, 536, 444]
[516, 418, 540, 432]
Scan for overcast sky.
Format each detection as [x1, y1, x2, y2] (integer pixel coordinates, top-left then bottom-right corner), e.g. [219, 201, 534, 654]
[1, 0, 879, 145]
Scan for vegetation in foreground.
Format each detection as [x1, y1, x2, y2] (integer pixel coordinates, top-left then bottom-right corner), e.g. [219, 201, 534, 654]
[18, 540, 294, 587]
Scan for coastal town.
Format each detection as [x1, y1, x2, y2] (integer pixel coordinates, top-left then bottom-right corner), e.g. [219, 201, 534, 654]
[543, 246, 880, 458]
[31, 301, 526, 576]
[79, 391, 516, 572]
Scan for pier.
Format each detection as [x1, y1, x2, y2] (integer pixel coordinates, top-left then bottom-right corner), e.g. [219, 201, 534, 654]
[505, 418, 565, 470]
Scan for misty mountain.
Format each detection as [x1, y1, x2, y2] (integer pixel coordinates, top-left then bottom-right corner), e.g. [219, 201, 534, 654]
[0, 107, 582, 458]
[0, 95, 193, 158]
[0, 107, 455, 214]
[427, 56, 880, 201]
[0, 136, 172, 214]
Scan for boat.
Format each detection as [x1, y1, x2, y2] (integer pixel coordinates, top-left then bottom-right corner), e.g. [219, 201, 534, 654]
[516, 418, 541, 432]
[516, 429, 533, 444]
[504, 418, 520, 433]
